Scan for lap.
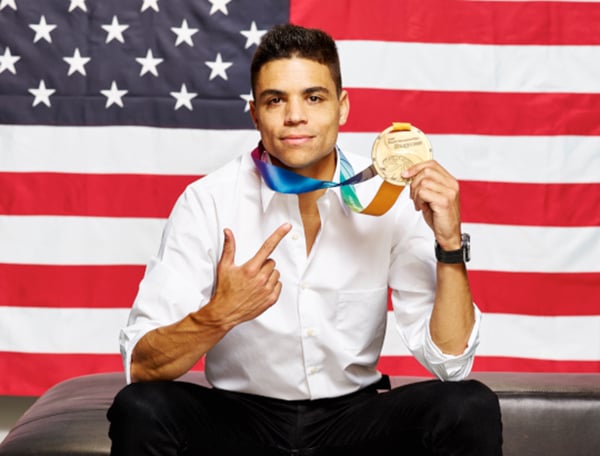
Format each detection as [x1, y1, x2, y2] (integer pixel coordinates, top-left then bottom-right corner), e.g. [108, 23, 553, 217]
[108, 378, 501, 455]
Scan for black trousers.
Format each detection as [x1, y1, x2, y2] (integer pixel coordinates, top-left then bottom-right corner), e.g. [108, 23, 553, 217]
[107, 377, 502, 455]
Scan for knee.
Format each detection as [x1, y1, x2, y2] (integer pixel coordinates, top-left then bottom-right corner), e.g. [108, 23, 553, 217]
[430, 380, 503, 454]
[440, 380, 502, 436]
[455, 380, 500, 416]
[107, 381, 170, 426]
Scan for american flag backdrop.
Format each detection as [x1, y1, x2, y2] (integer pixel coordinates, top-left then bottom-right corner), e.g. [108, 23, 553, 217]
[1, 0, 599, 396]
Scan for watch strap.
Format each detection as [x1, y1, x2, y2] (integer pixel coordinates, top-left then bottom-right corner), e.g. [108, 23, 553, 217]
[435, 233, 470, 263]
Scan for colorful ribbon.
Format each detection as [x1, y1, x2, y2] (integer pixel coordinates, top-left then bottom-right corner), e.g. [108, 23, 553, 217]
[251, 144, 405, 216]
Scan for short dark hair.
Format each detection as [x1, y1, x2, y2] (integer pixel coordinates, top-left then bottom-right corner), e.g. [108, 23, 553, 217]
[250, 24, 342, 96]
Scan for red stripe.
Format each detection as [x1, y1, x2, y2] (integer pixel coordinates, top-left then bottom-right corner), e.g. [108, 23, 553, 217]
[377, 355, 600, 377]
[0, 264, 145, 309]
[3, 351, 596, 396]
[343, 89, 600, 136]
[388, 271, 598, 317]
[468, 271, 600, 316]
[4, 264, 597, 316]
[4, 174, 599, 228]
[0, 351, 204, 396]
[472, 356, 600, 374]
[0, 352, 124, 396]
[292, 0, 600, 45]
[0, 172, 200, 217]
[460, 181, 600, 227]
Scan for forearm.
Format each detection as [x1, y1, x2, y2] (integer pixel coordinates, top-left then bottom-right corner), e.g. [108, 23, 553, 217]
[429, 261, 475, 355]
[130, 304, 231, 382]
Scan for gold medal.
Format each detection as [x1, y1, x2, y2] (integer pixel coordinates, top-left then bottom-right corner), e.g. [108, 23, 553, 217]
[371, 122, 433, 186]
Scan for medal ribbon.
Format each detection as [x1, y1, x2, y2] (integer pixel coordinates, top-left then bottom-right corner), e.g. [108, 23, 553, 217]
[251, 123, 410, 216]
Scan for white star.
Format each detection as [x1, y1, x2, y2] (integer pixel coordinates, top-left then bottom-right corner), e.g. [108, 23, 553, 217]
[208, 0, 231, 15]
[170, 84, 197, 111]
[141, 0, 159, 12]
[205, 53, 233, 81]
[171, 19, 198, 47]
[0, 0, 17, 11]
[28, 80, 56, 107]
[63, 48, 91, 76]
[101, 16, 129, 44]
[240, 21, 266, 49]
[0, 47, 20, 74]
[240, 91, 253, 112]
[136, 49, 163, 77]
[100, 81, 128, 108]
[29, 15, 57, 44]
[68, 0, 87, 12]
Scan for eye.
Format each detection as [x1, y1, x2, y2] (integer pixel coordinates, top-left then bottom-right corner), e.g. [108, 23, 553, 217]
[308, 95, 322, 103]
[267, 97, 282, 105]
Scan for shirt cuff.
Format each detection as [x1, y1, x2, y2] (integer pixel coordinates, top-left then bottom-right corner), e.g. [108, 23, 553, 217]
[423, 303, 482, 381]
[119, 324, 157, 384]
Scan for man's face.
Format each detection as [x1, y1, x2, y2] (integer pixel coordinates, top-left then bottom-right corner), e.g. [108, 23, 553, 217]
[250, 57, 349, 179]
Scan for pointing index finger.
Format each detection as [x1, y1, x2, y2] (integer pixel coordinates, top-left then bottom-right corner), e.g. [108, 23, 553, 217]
[251, 223, 292, 265]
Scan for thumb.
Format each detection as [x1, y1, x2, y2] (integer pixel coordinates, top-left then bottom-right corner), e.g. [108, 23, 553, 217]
[219, 228, 236, 267]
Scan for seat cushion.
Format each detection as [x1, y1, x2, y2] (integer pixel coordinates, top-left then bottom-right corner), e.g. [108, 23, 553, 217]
[1, 372, 599, 456]
[471, 372, 600, 456]
[0, 373, 130, 456]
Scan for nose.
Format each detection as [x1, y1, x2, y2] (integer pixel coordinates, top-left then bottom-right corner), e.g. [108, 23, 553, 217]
[284, 97, 307, 125]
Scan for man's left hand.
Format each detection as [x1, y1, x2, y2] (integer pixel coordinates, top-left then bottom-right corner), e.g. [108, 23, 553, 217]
[402, 160, 462, 250]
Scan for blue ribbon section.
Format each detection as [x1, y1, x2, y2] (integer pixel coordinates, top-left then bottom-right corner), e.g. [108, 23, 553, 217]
[251, 144, 376, 194]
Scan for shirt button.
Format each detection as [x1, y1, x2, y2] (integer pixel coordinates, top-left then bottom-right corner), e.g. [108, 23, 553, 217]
[306, 329, 315, 337]
[309, 367, 319, 375]
[300, 282, 308, 290]
[292, 232, 300, 241]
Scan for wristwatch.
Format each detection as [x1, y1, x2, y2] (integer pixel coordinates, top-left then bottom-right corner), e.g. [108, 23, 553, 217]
[435, 233, 470, 264]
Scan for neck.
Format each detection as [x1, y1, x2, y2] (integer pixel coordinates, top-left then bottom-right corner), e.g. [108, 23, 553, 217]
[262, 145, 338, 182]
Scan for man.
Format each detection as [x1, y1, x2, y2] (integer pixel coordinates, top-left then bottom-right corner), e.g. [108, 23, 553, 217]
[107, 24, 502, 455]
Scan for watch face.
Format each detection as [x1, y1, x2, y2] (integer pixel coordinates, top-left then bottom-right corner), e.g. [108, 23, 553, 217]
[462, 233, 471, 262]
[371, 125, 433, 186]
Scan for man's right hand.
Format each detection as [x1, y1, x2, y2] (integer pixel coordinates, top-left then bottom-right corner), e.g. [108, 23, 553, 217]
[201, 223, 292, 331]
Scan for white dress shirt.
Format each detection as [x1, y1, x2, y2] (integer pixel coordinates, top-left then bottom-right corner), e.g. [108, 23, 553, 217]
[119, 148, 481, 400]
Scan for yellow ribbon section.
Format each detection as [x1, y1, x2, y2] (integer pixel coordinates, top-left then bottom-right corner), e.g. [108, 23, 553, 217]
[359, 122, 410, 216]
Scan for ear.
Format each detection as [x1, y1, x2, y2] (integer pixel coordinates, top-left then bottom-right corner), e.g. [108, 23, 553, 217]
[338, 90, 350, 126]
[249, 100, 259, 129]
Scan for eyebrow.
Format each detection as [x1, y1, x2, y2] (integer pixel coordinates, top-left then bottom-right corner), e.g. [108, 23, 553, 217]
[304, 86, 331, 96]
[257, 86, 331, 100]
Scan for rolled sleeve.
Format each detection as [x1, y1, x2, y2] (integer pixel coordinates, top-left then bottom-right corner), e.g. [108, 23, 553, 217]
[119, 323, 157, 384]
[422, 303, 482, 381]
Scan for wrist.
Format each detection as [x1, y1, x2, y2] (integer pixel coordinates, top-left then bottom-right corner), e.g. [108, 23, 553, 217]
[435, 233, 470, 264]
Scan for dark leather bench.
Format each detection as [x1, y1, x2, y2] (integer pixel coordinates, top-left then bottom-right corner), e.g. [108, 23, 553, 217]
[1, 371, 599, 455]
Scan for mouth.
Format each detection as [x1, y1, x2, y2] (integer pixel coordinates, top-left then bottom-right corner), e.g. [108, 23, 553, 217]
[280, 134, 314, 146]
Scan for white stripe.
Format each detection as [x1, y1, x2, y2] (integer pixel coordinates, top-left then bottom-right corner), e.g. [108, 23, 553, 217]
[464, 223, 600, 273]
[382, 312, 600, 361]
[1, 217, 598, 272]
[0, 307, 130, 354]
[339, 133, 600, 184]
[0, 125, 259, 175]
[2, 126, 599, 184]
[3, 306, 599, 360]
[338, 41, 600, 93]
[0, 216, 165, 265]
